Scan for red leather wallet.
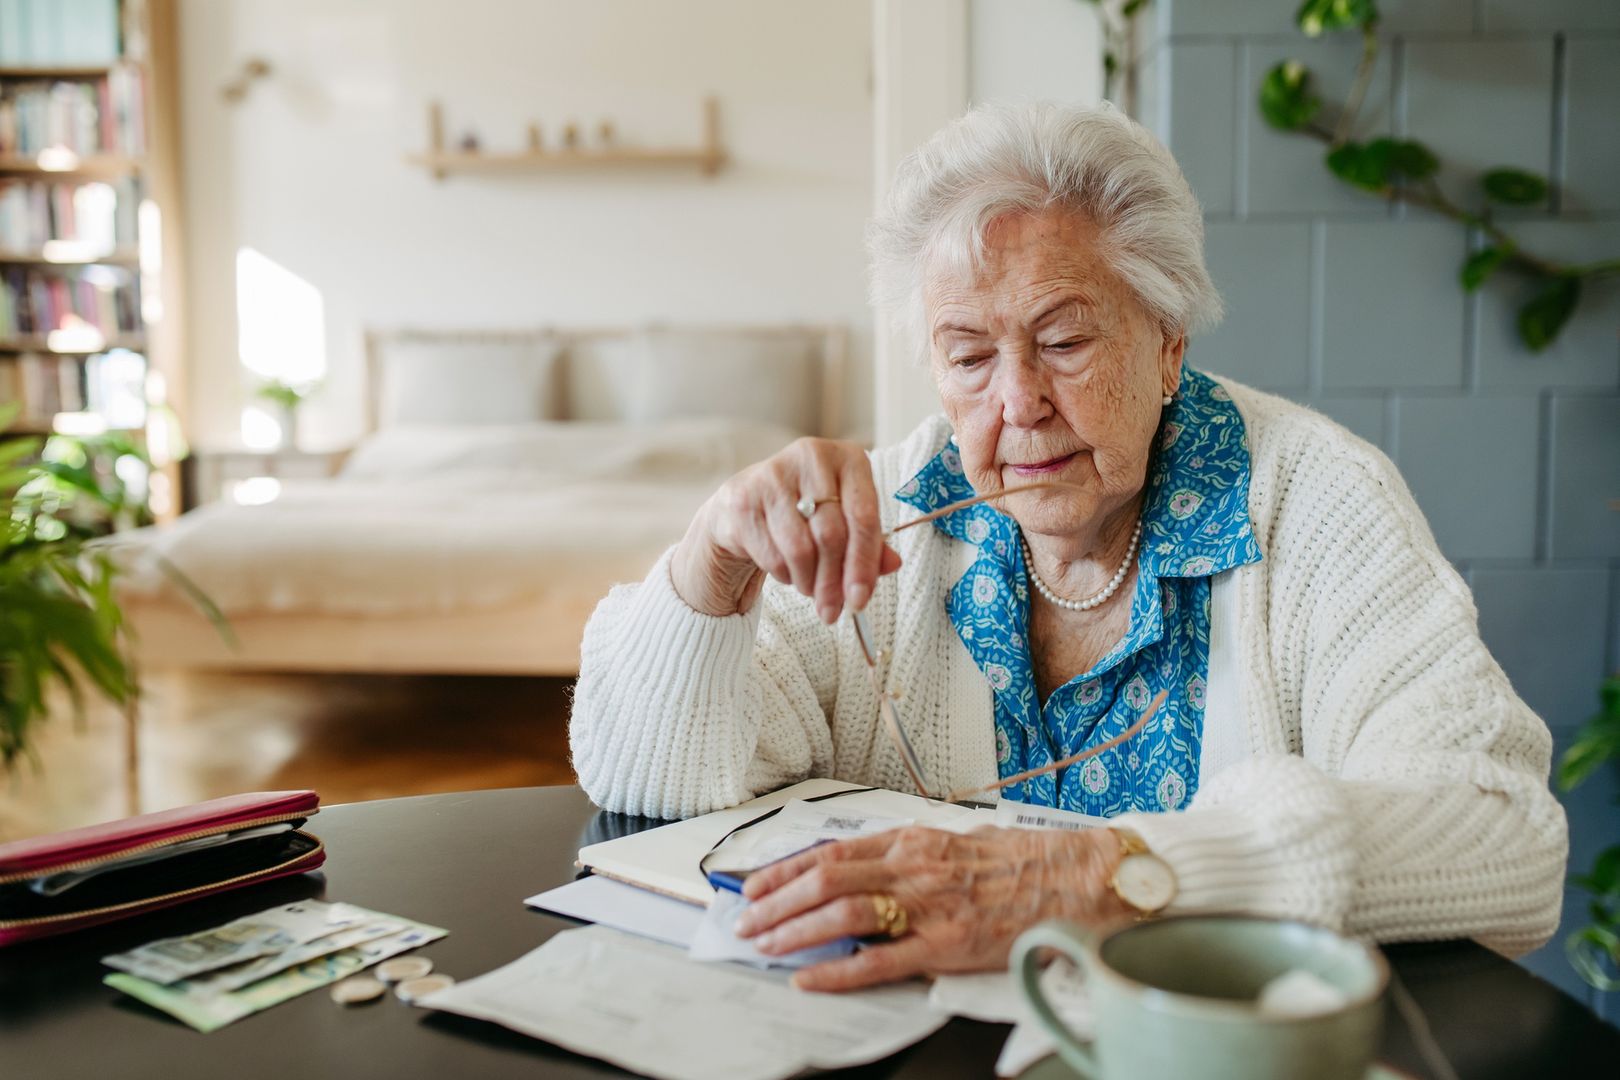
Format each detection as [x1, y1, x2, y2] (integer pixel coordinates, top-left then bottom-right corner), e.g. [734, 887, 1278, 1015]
[0, 790, 325, 947]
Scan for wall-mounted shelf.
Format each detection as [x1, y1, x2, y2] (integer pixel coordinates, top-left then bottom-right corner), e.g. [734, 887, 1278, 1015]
[407, 97, 725, 181]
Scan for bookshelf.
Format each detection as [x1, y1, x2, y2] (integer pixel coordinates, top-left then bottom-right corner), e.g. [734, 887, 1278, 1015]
[0, 0, 187, 519]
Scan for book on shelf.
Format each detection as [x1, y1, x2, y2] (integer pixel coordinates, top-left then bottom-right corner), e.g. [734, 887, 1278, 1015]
[0, 263, 140, 338]
[0, 66, 145, 158]
[0, 0, 122, 68]
[0, 175, 140, 252]
[0, 345, 144, 430]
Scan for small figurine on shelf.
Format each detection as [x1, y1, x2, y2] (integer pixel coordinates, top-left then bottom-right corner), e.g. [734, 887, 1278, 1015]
[562, 122, 580, 149]
[527, 123, 543, 151]
[458, 131, 481, 153]
[597, 119, 615, 146]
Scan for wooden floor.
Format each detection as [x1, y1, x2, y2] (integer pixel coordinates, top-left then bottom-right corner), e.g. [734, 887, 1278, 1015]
[0, 670, 578, 841]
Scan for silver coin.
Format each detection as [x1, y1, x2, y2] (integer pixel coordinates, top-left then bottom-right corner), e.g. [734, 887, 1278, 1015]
[395, 973, 456, 1004]
[376, 956, 434, 984]
[330, 975, 387, 1005]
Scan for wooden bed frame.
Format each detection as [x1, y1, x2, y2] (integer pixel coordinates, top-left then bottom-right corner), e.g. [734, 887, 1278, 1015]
[126, 322, 849, 676]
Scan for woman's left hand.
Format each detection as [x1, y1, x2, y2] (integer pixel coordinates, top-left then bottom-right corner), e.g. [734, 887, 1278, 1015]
[734, 825, 1132, 991]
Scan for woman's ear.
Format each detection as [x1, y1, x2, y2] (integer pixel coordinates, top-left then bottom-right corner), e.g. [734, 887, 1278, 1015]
[1160, 327, 1187, 398]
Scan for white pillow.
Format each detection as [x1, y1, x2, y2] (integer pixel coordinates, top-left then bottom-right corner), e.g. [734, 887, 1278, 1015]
[563, 329, 822, 433]
[375, 336, 562, 427]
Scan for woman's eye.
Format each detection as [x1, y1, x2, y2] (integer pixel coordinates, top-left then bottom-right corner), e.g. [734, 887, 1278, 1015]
[953, 355, 990, 369]
[1043, 339, 1086, 352]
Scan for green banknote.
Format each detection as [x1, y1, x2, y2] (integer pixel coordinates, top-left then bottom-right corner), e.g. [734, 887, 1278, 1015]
[105, 909, 447, 1032]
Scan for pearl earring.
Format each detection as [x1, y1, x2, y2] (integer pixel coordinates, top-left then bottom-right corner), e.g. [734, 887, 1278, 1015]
[1162, 393, 1173, 406]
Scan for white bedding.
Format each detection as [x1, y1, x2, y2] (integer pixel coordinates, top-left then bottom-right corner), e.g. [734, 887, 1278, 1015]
[117, 419, 796, 617]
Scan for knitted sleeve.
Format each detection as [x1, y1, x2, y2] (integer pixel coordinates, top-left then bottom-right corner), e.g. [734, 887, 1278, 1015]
[568, 547, 841, 819]
[1114, 428, 1568, 955]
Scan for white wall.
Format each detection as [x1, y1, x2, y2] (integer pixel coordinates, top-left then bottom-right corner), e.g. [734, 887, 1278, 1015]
[870, 0, 967, 447]
[178, 0, 875, 449]
[970, 0, 1102, 107]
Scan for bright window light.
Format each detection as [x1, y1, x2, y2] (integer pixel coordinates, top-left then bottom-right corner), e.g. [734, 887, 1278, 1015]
[236, 247, 326, 385]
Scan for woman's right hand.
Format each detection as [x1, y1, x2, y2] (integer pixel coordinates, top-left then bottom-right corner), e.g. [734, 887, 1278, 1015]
[670, 438, 903, 621]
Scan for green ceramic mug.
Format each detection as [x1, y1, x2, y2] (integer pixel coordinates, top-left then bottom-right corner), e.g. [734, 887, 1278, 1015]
[1012, 915, 1389, 1080]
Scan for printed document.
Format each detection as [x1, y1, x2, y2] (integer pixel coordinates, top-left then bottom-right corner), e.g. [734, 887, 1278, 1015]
[418, 925, 947, 1080]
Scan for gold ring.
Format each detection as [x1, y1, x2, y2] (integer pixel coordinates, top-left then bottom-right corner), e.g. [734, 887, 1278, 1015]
[871, 892, 909, 938]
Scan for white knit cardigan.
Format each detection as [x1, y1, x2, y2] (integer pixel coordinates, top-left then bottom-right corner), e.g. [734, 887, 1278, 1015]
[570, 378, 1568, 955]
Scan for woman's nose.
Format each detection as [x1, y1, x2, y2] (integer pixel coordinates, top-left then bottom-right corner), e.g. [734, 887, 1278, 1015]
[996, 354, 1053, 430]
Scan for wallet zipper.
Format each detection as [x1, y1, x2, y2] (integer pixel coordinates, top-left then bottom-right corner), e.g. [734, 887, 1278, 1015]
[0, 833, 324, 930]
[0, 810, 318, 886]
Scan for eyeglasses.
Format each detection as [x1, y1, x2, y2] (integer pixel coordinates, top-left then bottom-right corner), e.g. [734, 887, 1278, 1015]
[852, 480, 1164, 804]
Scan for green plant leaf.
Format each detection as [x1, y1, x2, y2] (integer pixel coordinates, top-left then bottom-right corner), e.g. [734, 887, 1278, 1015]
[1460, 247, 1507, 291]
[1561, 680, 1620, 790]
[1570, 846, 1620, 897]
[1566, 925, 1620, 992]
[1482, 167, 1548, 205]
[1325, 138, 1437, 192]
[1296, 0, 1379, 37]
[1324, 141, 1383, 190]
[1517, 275, 1581, 352]
[1121, 0, 1150, 16]
[0, 437, 41, 468]
[1260, 61, 1321, 131]
[1382, 138, 1438, 181]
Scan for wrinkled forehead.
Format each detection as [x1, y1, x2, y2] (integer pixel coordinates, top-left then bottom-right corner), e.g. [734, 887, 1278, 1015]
[922, 208, 1122, 321]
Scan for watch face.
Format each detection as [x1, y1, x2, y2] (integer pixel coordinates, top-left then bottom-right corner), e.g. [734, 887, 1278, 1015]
[1116, 853, 1177, 913]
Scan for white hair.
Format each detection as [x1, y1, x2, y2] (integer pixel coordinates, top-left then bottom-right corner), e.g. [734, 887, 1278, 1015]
[868, 101, 1223, 359]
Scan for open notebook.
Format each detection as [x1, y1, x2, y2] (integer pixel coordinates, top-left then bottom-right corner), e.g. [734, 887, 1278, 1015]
[575, 779, 1000, 906]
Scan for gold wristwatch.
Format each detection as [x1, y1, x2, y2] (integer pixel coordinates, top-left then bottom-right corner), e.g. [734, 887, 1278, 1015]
[1107, 827, 1177, 915]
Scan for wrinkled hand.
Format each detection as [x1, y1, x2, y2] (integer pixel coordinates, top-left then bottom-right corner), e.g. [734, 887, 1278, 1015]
[733, 825, 1130, 992]
[671, 437, 902, 622]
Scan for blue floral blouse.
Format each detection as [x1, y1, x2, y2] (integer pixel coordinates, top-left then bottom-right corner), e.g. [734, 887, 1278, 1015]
[894, 368, 1263, 816]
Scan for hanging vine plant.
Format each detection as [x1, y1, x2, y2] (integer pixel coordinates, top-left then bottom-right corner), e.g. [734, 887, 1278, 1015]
[1257, 0, 1619, 350]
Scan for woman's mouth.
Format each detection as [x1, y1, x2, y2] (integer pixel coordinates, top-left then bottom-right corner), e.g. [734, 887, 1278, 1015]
[1008, 452, 1078, 476]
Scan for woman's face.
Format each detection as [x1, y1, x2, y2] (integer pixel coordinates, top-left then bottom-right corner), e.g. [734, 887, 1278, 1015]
[925, 208, 1184, 544]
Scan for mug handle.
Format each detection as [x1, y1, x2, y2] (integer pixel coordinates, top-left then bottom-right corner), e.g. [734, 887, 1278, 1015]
[1012, 920, 1101, 1078]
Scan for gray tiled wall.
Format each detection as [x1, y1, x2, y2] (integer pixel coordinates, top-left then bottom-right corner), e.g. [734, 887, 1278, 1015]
[1139, 0, 1619, 1020]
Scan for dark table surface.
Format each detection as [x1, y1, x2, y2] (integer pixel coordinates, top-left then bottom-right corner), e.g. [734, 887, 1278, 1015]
[2, 786, 1616, 1079]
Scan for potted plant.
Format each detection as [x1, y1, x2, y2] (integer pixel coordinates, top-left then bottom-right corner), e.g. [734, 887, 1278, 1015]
[253, 379, 320, 451]
[1560, 676, 1620, 993]
[0, 405, 226, 768]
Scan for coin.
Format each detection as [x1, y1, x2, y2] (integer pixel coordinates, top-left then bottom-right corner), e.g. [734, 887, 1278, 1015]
[330, 976, 387, 1005]
[376, 956, 434, 984]
[395, 973, 455, 1004]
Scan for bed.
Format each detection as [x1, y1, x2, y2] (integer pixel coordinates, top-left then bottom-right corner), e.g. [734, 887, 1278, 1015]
[115, 323, 847, 675]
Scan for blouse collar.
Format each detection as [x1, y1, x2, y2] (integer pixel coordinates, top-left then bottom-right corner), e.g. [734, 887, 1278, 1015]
[893, 367, 1262, 580]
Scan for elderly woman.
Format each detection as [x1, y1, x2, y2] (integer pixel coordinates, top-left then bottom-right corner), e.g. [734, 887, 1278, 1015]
[569, 103, 1567, 992]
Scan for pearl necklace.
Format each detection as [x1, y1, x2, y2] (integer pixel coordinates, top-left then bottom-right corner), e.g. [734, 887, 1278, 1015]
[1020, 521, 1141, 612]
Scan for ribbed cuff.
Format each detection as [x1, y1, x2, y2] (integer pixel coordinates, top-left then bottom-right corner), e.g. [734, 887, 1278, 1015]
[1105, 755, 1356, 925]
[572, 547, 764, 818]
